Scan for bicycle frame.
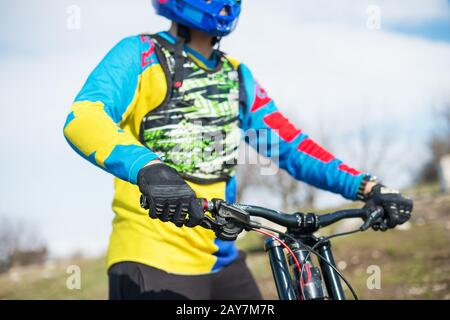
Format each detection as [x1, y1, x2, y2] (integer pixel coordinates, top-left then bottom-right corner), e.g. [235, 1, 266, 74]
[265, 233, 345, 300]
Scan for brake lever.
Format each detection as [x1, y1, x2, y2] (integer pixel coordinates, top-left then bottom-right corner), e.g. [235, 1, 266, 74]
[218, 202, 252, 226]
[199, 200, 252, 241]
[200, 215, 225, 230]
[360, 206, 384, 231]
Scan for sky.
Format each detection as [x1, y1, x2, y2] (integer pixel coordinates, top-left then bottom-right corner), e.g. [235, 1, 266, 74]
[0, 0, 449, 258]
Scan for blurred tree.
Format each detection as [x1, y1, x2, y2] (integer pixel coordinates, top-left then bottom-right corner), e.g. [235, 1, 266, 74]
[418, 103, 450, 183]
[236, 142, 318, 211]
[235, 109, 400, 211]
[0, 216, 47, 273]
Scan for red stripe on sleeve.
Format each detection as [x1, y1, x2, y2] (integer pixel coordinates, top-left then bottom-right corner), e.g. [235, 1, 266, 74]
[338, 164, 362, 176]
[263, 112, 302, 142]
[250, 83, 273, 112]
[297, 138, 334, 163]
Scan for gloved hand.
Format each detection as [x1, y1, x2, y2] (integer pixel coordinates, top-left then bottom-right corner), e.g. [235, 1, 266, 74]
[364, 184, 413, 231]
[137, 163, 204, 228]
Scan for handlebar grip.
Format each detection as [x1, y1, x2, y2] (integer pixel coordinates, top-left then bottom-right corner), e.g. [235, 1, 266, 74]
[317, 209, 367, 228]
[196, 198, 209, 211]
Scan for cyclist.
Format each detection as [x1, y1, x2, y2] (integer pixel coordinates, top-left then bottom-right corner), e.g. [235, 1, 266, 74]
[63, 0, 413, 300]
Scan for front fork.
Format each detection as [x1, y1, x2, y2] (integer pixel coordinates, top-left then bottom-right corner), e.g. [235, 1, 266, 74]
[265, 237, 297, 300]
[317, 238, 346, 300]
[265, 236, 346, 300]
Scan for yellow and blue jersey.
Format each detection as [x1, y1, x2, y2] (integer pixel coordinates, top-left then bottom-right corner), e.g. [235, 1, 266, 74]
[63, 32, 368, 275]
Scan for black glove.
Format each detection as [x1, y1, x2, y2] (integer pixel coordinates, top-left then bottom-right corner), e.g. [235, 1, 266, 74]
[364, 184, 413, 231]
[137, 163, 204, 228]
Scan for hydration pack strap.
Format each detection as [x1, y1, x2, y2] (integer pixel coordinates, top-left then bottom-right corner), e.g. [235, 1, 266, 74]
[150, 33, 186, 90]
[173, 38, 185, 89]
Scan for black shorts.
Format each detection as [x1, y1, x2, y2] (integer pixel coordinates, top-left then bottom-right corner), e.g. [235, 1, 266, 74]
[108, 251, 262, 300]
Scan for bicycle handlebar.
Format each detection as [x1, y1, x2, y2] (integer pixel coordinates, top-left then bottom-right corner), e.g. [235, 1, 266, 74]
[199, 198, 384, 240]
[236, 204, 300, 228]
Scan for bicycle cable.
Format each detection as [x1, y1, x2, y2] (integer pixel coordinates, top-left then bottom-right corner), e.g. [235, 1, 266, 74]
[255, 225, 355, 299]
[251, 224, 360, 300]
[254, 229, 305, 298]
[298, 228, 362, 300]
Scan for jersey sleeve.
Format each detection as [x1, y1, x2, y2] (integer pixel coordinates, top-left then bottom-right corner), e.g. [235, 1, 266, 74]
[63, 36, 159, 184]
[238, 64, 369, 200]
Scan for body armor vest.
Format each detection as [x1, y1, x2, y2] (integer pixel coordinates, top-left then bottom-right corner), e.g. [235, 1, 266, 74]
[140, 35, 241, 184]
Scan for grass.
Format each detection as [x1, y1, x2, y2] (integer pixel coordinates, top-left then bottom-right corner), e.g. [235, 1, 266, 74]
[241, 185, 450, 300]
[330, 220, 449, 299]
[239, 218, 450, 300]
[0, 257, 107, 300]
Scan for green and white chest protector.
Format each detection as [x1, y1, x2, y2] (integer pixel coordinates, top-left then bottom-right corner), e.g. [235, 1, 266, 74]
[140, 35, 241, 184]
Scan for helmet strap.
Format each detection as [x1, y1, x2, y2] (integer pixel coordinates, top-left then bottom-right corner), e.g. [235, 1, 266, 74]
[176, 24, 191, 43]
[212, 36, 222, 49]
[172, 25, 222, 88]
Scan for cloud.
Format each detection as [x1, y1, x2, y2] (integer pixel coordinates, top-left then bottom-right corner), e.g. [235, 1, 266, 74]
[251, 0, 450, 25]
[0, 0, 449, 255]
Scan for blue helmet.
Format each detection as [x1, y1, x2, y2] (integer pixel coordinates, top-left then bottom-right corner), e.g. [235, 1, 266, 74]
[152, 0, 242, 37]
